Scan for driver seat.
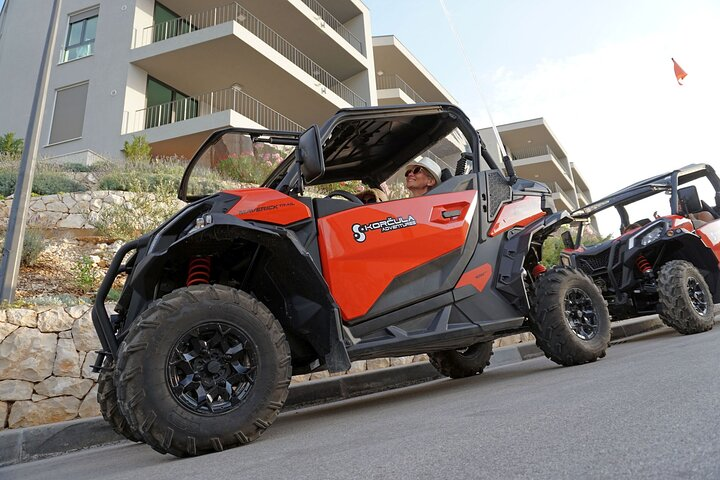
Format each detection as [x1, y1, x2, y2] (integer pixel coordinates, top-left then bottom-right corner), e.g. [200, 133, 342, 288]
[678, 186, 716, 227]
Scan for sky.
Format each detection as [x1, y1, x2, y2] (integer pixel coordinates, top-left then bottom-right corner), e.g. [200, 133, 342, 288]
[363, 0, 720, 234]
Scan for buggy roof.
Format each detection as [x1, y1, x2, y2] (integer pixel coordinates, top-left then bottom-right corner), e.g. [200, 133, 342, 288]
[572, 163, 716, 219]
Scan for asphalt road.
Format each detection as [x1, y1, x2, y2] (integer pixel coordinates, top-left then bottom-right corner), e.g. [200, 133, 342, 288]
[3, 326, 720, 480]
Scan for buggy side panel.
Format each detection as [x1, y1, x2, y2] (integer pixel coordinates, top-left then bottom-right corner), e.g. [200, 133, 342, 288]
[225, 187, 311, 225]
[317, 190, 478, 321]
[695, 219, 720, 262]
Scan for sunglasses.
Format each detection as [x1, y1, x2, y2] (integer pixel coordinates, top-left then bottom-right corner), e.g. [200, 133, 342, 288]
[405, 166, 426, 177]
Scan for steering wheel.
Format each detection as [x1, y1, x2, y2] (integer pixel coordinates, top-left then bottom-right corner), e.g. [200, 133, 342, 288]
[325, 190, 363, 205]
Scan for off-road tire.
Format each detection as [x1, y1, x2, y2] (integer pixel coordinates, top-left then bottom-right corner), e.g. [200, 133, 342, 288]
[428, 341, 494, 379]
[97, 362, 144, 443]
[531, 267, 611, 366]
[114, 284, 292, 457]
[657, 260, 714, 334]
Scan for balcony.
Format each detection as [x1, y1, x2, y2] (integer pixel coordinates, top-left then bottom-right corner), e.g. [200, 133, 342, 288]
[509, 144, 575, 191]
[299, 0, 363, 55]
[550, 182, 578, 212]
[376, 73, 426, 105]
[123, 87, 304, 158]
[131, 2, 367, 127]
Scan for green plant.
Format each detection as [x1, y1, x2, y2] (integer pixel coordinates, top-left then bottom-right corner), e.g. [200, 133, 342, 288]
[73, 255, 101, 294]
[32, 172, 87, 195]
[21, 227, 47, 266]
[0, 132, 23, 155]
[94, 181, 179, 240]
[0, 227, 46, 267]
[123, 135, 152, 163]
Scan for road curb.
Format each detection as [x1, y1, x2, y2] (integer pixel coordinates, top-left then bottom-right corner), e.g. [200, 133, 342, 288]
[0, 315, 664, 466]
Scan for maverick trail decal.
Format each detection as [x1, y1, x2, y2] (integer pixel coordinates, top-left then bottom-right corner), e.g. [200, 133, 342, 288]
[352, 215, 417, 242]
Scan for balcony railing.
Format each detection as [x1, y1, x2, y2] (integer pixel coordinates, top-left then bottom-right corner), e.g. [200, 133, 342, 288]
[299, 0, 363, 54]
[510, 144, 560, 161]
[138, 2, 367, 107]
[376, 74, 426, 103]
[133, 87, 304, 132]
[551, 182, 578, 209]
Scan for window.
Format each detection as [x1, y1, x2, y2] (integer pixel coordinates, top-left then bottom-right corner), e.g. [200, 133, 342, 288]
[49, 82, 89, 144]
[145, 77, 197, 128]
[62, 8, 99, 63]
[153, 2, 191, 42]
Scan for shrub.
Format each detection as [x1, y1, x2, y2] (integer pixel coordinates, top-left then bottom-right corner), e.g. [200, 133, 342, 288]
[21, 227, 46, 266]
[0, 227, 46, 267]
[0, 169, 16, 196]
[122, 135, 152, 162]
[32, 172, 87, 195]
[0, 132, 23, 155]
[94, 182, 179, 240]
[72, 255, 101, 294]
[61, 162, 94, 173]
[97, 171, 180, 193]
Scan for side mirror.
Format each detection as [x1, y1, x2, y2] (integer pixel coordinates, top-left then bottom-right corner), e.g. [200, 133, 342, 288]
[297, 124, 325, 184]
[561, 231, 575, 249]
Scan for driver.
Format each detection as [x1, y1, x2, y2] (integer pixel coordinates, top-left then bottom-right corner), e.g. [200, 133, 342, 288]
[404, 157, 442, 197]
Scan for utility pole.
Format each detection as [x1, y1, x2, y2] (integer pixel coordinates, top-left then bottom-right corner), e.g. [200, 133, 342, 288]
[0, 0, 63, 302]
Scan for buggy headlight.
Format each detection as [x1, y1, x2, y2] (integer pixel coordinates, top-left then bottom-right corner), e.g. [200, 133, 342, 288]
[640, 225, 664, 246]
[629, 222, 667, 249]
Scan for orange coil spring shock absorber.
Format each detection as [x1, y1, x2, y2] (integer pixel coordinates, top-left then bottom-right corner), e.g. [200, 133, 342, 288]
[636, 255, 652, 274]
[187, 257, 212, 286]
[531, 264, 547, 279]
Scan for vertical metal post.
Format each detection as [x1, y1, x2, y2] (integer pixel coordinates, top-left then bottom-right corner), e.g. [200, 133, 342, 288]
[0, 0, 63, 302]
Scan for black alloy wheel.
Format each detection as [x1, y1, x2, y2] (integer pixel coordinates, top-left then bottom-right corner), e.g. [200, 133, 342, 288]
[531, 267, 611, 366]
[167, 322, 258, 415]
[563, 288, 599, 341]
[687, 276, 709, 315]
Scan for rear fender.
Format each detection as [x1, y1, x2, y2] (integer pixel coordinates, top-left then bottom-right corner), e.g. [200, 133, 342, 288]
[128, 214, 351, 373]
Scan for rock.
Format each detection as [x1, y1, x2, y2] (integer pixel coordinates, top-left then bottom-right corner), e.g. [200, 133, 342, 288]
[291, 374, 311, 383]
[32, 394, 48, 402]
[69, 200, 90, 214]
[366, 358, 391, 370]
[75, 192, 92, 202]
[58, 214, 86, 229]
[81, 351, 99, 380]
[66, 305, 91, 319]
[0, 380, 34, 401]
[78, 384, 100, 418]
[34, 377, 93, 399]
[105, 193, 124, 205]
[72, 312, 101, 352]
[390, 356, 414, 367]
[309, 370, 330, 380]
[8, 397, 81, 428]
[88, 255, 101, 264]
[59, 330, 72, 339]
[53, 338, 81, 377]
[0, 327, 57, 381]
[412, 354, 429, 363]
[61, 194, 77, 209]
[46, 201, 69, 213]
[6, 308, 37, 328]
[37, 308, 75, 332]
[30, 211, 65, 227]
[0, 322, 18, 343]
[0, 310, 5, 322]
[0, 401, 7, 429]
[347, 360, 367, 374]
[90, 198, 103, 211]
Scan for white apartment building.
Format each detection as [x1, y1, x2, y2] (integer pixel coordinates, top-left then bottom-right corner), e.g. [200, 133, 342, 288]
[0, 0, 596, 214]
[0, 0, 375, 161]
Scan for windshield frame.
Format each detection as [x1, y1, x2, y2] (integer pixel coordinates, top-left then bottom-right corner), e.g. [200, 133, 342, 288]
[177, 127, 303, 202]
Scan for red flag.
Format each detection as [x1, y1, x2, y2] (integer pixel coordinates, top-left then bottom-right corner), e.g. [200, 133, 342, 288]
[672, 58, 687, 85]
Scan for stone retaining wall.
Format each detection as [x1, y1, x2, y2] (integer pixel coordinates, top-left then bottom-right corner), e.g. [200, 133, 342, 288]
[0, 305, 534, 430]
[0, 191, 185, 230]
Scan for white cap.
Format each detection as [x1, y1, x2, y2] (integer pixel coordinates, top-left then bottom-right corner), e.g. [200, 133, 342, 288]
[405, 157, 441, 184]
